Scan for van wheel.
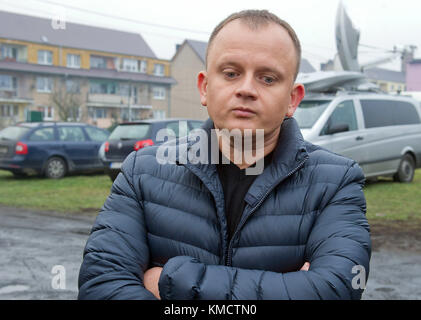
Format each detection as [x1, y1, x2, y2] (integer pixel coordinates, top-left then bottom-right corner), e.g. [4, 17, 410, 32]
[393, 154, 415, 183]
[45, 157, 67, 179]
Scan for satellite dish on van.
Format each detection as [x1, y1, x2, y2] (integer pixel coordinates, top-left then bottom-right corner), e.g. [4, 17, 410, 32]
[297, 71, 370, 93]
[335, 0, 361, 72]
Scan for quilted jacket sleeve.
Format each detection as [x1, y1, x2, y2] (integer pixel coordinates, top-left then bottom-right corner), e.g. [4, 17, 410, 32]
[158, 162, 371, 300]
[78, 151, 157, 300]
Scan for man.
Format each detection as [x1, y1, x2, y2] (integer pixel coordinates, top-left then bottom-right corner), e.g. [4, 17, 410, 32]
[78, 10, 371, 300]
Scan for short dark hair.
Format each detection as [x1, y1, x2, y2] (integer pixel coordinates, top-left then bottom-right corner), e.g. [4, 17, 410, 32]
[206, 9, 302, 81]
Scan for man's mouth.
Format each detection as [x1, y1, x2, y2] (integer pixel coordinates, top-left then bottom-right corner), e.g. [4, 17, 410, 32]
[232, 107, 256, 117]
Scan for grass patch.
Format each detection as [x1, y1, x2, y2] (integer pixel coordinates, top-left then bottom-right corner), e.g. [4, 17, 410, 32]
[364, 169, 421, 222]
[1, 168, 421, 224]
[0, 170, 112, 214]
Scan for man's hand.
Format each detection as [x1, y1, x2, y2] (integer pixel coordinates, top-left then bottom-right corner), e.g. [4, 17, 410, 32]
[300, 262, 310, 271]
[143, 267, 163, 299]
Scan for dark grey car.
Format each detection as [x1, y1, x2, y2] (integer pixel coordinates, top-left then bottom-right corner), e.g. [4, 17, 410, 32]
[101, 119, 204, 181]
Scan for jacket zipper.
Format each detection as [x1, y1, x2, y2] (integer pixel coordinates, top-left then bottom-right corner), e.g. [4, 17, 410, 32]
[225, 156, 309, 266]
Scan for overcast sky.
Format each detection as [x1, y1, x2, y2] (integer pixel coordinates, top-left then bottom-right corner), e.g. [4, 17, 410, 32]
[1, 0, 420, 71]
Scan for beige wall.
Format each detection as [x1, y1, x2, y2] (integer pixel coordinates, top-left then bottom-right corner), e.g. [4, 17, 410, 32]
[170, 44, 209, 120]
[369, 79, 406, 93]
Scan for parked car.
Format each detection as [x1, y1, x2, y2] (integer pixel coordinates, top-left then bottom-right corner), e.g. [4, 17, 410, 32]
[294, 92, 421, 182]
[0, 122, 110, 179]
[102, 119, 204, 181]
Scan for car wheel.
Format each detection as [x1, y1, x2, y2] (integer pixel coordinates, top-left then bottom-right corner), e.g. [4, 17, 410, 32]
[45, 157, 67, 179]
[393, 154, 415, 183]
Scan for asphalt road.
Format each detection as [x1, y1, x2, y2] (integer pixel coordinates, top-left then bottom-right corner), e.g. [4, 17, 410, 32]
[0, 205, 420, 300]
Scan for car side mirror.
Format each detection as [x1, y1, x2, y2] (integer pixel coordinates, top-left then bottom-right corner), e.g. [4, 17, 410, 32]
[326, 123, 349, 135]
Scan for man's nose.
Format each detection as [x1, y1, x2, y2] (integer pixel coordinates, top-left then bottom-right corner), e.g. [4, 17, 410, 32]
[234, 75, 258, 100]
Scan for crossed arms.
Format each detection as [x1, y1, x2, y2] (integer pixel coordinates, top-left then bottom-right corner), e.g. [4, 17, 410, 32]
[78, 153, 371, 300]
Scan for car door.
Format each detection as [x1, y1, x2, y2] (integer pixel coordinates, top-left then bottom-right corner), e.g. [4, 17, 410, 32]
[57, 126, 94, 169]
[26, 126, 58, 169]
[320, 99, 366, 164]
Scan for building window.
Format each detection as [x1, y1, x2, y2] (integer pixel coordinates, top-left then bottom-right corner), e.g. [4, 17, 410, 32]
[38, 50, 53, 65]
[153, 110, 165, 119]
[37, 106, 54, 120]
[90, 55, 116, 69]
[139, 60, 147, 73]
[0, 104, 18, 117]
[66, 79, 80, 93]
[0, 75, 17, 90]
[119, 84, 129, 96]
[153, 63, 165, 76]
[67, 54, 81, 68]
[153, 86, 166, 100]
[89, 81, 117, 94]
[36, 77, 53, 93]
[123, 58, 138, 72]
[90, 55, 107, 69]
[1, 45, 18, 61]
[88, 107, 107, 119]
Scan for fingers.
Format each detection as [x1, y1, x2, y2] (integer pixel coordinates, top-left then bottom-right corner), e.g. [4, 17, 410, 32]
[300, 262, 310, 271]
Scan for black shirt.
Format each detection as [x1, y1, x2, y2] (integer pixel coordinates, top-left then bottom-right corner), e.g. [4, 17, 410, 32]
[216, 151, 274, 243]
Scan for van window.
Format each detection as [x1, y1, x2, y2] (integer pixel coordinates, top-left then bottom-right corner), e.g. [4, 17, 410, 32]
[321, 100, 358, 135]
[361, 100, 421, 128]
[294, 100, 331, 129]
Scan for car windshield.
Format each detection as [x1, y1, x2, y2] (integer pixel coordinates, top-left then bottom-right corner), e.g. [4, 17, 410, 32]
[109, 123, 151, 140]
[0, 126, 30, 140]
[294, 100, 332, 129]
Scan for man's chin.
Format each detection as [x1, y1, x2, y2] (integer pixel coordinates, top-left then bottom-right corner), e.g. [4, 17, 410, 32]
[214, 119, 262, 134]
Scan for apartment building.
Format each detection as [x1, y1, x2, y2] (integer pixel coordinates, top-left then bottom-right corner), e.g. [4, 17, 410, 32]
[0, 10, 175, 129]
[364, 67, 406, 93]
[406, 59, 421, 91]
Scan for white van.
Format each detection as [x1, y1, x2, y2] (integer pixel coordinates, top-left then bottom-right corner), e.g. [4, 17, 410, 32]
[294, 92, 421, 182]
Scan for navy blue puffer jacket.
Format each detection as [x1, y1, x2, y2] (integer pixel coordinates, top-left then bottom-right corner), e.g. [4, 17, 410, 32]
[78, 117, 371, 300]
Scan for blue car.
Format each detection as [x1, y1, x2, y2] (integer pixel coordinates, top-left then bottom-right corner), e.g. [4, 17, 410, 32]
[0, 122, 110, 179]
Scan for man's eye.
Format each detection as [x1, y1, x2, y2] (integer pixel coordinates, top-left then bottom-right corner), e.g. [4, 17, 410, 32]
[224, 72, 237, 78]
[262, 76, 275, 84]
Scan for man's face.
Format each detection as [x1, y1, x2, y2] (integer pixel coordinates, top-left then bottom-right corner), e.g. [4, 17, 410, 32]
[198, 19, 305, 137]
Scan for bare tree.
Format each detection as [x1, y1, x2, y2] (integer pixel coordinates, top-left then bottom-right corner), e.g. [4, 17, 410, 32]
[50, 78, 82, 122]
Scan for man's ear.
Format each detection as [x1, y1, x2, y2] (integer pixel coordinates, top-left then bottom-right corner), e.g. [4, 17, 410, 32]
[197, 71, 208, 107]
[286, 83, 305, 117]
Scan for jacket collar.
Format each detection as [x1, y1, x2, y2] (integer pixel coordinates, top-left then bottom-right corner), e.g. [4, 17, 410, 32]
[177, 117, 309, 207]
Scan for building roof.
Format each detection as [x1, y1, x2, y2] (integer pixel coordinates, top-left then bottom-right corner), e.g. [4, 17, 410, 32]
[363, 67, 405, 83]
[299, 59, 316, 73]
[0, 61, 176, 85]
[186, 39, 208, 63]
[0, 10, 157, 59]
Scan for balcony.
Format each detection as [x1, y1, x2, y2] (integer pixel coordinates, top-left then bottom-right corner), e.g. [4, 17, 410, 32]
[87, 93, 149, 108]
[0, 44, 27, 63]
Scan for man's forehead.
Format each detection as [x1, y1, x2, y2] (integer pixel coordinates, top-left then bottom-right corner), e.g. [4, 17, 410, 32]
[208, 19, 296, 66]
